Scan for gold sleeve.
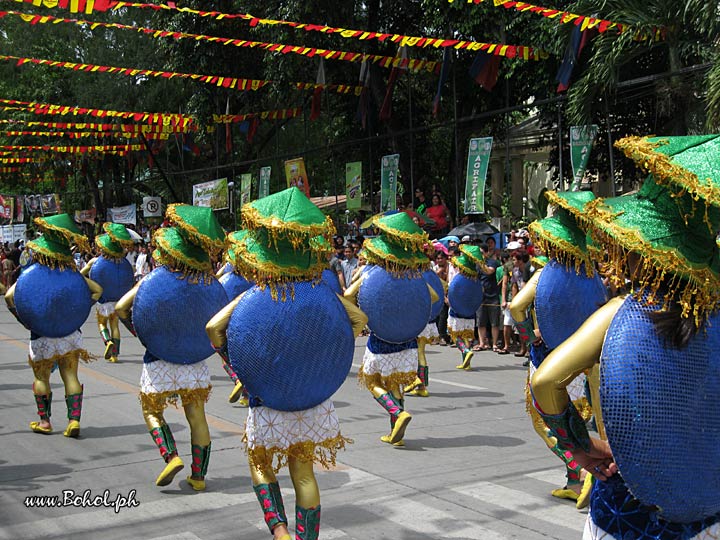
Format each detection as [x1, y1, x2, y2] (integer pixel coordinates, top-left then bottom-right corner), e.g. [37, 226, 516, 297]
[337, 294, 368, 337]
[530, 296, 625, 415]
[84, 277, 103, 302]
[205, 295, 243, 348]
[80, 257, 97, 277]
[5, 283, 16, 309]
[215, 264, 229, 279]
[509, 269, 541, 322]
[427, 283, 440, 304]
[440, 277, 448, 294]
[114, 283, 139, 319]
[343, 273, 364, 305]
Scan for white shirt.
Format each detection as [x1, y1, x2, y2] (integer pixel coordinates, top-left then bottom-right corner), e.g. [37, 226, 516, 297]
[135, 252, 149, 277]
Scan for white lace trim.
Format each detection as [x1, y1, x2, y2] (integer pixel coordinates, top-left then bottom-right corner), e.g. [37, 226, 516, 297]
[95, 301, 116, 317]
[140, 359, 210, 395]
[361, 346, 417, 378]
[29, 331, 83, 362]
[448, 315, 474, 333]
[584, 513, 720, 540]
[246, 399, 340, 450]
[418, 322, 439, 340]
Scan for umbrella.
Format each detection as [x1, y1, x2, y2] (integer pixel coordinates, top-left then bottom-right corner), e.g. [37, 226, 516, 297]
[402, 209, 435, 227]
[126, 228, 143, 242]
[447, 222, 499, 240]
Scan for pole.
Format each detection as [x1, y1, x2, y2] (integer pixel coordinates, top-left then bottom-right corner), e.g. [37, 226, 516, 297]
[408, 79, 415, 205]
[452, 57, 460, 223]
[604, 96, 616, 196]
[557, 104, 564, 191]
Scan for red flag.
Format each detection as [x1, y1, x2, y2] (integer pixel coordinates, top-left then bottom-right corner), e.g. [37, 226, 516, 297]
[468, 51, 501, 91]
[310, 59, 326, 121]
[379, 47, 407, 121]
[225, 97, 233, 154]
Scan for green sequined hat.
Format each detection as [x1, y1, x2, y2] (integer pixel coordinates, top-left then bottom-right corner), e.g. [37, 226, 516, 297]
[529, 191, 595, 275]
[95, 234, 124, 259]
[372, 212, 428, 253]
[361, 235, 428, 271]
[166, 203, 225, 256]
[585, 134, 720, 321]
[103, 222, 135, 250]
[241, 187, 335, 251]
[153, 226, 212, 273]
[531, 255, 549, 269]
[28, 213, 89, 268]
[458, 244, 486, 268]
[451, 252, 481, 279]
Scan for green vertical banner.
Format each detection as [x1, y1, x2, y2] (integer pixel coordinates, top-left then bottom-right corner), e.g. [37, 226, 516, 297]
[240, 173, 252, 205]
[380, 153, 399, 212]
[464, 137, 493, 214]
[259, 166, 271, 199]
[569, 124, 598, 192]
[345, 161, 362, 210]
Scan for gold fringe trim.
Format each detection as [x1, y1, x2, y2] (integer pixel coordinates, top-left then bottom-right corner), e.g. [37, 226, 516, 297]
[26, 241, 75, 270]
[357, 367, 418, 394]
[139, 386, 212, 411]
[528, 221, 594, 277]
[233, 240, 326, 300]
[586, 198, 720, 325]
[448, 328, 475, 342]
[34, 217, 90, 253]
[152, 250, 216, 284]
[372, 216, 429, 253]
[103, 222, 135, 249]
[166, 204, 225, 256]
[360, 243, 426, 275]
[615, 136, 720, 210]
[153, 228, 214, 275]
[530, 256, 547, 269]
[94, 240, 125, 261]
[525, 369, 533, 416]
[458, 245, 488, 272]
[241, 205, 336, 252]
[450, 256, 480, 279]
[573, 397, 593, 423]
[28, 348, 94, 376]
[245, 434, 352, 474]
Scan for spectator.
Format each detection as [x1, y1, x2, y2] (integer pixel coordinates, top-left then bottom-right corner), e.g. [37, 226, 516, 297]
[126, 243, 138, 267]
[433, 250, 452, 345]
[135, 244, 151, 281]
[414, 188, 428, 215]
[1, 252, 14, 288]
[486, 236, 501, 259]
[474, 243, 502, 351]
[511, 252, 530, 358]
[339, 245, 358, 291]
[426, 194, 453, 237]
[498, 253, 514, 354]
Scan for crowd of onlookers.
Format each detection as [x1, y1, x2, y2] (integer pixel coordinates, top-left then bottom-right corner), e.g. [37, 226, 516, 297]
[0, 241, 24, 288]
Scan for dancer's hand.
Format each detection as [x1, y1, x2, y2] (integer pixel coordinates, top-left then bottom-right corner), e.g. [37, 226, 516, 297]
[572, 438, 617, 481]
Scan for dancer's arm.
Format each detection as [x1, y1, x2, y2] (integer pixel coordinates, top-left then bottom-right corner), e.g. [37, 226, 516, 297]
[206, 295, 243, 350]
[79, 257, 97, 277]
[342, 273, 364, 305]
[84, 277, 103, 302]
[426, 283, 440, 304]
[114, 284, 139, 335]
[509, 269, 541, 323]
[337, 294, 368, 337]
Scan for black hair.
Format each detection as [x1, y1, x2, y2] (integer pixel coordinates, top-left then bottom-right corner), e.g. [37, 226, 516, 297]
[649, 298, 699, 349]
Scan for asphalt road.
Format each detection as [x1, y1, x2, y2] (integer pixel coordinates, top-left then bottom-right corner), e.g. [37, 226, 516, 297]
[0, 305, 587, 540]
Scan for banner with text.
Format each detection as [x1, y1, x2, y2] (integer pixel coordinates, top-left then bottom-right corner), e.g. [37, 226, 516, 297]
[240, 173, 253, 205]
[284, 158, 310, 197]
[464, 137, 493, 214]
[74, 208, 97, 224]
[380, 154, 400, 212]
[345, 161, 363, 210]
[108, 204, 137, 225]
[569, 125, 598, 192]
[259, 166, 271, 199]
[0, 194, 14, 224]
[192, 177, 229, 210]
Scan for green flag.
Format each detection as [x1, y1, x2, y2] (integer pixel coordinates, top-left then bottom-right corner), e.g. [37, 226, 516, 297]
[569, 125, 598, 192]
[240, 173, 252, 205]
[380, 154, 399, 212]
[258, 166, 271, 199]
[345, 161, 362, 210]
[464, 137, 492, 214]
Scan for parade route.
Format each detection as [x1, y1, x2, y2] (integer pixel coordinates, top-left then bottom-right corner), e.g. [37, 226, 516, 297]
[0, 306, 587, 540]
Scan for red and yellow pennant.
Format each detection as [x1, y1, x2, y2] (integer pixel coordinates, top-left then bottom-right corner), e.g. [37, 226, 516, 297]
[2, 130, 170, 140]
[0, 143, 145, 154]
[460, 0, 664, 39]
[0, 157, 41, 163]
[14, 0, 116, 14]
[0, 119, 194, 132]
[212, 107, 302, 124]
[0, 166, 21, 172]
[0, 10, 441, 73]
[0, 54, 366, 95]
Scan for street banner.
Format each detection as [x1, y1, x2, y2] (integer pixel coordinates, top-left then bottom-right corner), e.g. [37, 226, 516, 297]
[240, 173, 253, 205]
[14, 196, 23, 223]
[380, 154, 400, 212]
[143, 196, 162, 217]
[569, 124, 598, 191]
[25, 195, 42, 217]
[40, 194, 60, 215]
[464, 137, 493, 214]
[74, 208, 97, 224]
[259, 166, 271, 199]
[108, 203, 137, 225]
[192, 177, 229, 210]
[345, 161, 363, 210]
[0, 194, 14, 224]
[12, 224, 26, 243]
[284, 158, 310, 196]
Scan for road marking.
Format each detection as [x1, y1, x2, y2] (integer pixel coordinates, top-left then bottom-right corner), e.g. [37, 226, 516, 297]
[1, 492, 258, 540]
[525, 467, 568, 486]
[148, 533, 202, 540]
[453, 482, 587, 530]
[351, 363, 487, 391]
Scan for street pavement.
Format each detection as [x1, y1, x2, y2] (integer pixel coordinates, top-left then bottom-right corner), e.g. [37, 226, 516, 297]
[0, 304, 587, 540]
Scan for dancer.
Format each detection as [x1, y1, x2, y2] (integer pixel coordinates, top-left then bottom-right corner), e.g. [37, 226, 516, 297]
[216, 230, 254, 405]
[345, 213, 434, 446]
[532, 135, 720, 538]
[206, 187, 365, 540]
[405, 258, 446, 397]
[447, 244, 487, 370]
[5, 214, 101, 437]
[80, 223, 135, 363]
[115, 204, 228, 490]
[510, 192, 606, 505]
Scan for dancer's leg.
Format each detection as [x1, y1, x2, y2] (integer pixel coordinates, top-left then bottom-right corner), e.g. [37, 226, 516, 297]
[29, 360, 53, 433]
[251, 449, 290, 540]
[142, 402, 184, 486]
[289, 457, 321, 540]
[183, 400, 211, 491]
[57, 353, 83, 438]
